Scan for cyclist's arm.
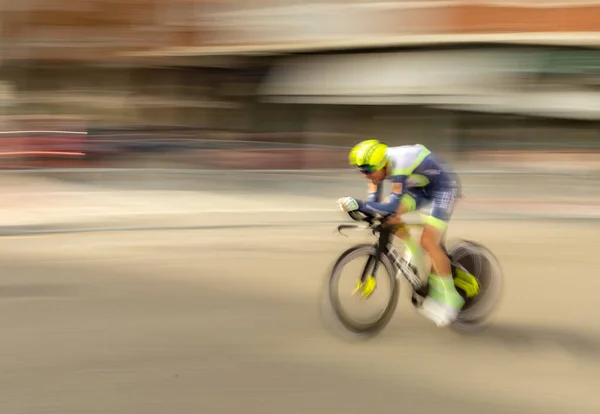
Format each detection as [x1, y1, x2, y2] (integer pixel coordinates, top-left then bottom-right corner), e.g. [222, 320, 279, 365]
[366, 182, 382, 202]
[358, 176, 406, 215]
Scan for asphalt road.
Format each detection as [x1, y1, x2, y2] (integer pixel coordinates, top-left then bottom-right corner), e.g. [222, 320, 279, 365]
[0, 219, 599, 413]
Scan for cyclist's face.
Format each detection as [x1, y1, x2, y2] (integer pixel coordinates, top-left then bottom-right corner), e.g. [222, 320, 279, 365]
[364, 169, 385, 184]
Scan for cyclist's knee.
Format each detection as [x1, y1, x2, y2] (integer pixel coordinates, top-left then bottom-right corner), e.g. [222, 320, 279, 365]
[392, 221, 409, 238]
[420, 218, 447, 252]
[399, 193, 417, 214]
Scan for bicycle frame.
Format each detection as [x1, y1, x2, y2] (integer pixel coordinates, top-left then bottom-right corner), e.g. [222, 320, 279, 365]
[360, 223, 424, 292]
[339, 211, 458, 296]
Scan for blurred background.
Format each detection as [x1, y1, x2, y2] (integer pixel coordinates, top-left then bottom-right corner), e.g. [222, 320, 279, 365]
[0, 0, 598, 211]
[1, 1, 600, 413]
[0, 0, 599, 169]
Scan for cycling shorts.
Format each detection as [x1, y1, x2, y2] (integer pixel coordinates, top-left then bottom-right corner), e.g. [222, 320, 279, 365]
[399, 185, 460, 231]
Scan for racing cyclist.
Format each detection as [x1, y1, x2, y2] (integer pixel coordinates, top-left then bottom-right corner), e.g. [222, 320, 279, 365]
[337, 139, 463, 327]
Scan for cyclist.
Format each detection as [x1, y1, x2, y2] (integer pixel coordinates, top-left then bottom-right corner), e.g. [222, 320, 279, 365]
[337, 139, 463, 327]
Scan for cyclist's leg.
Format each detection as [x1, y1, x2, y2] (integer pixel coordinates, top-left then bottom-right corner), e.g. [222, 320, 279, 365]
[392, 188, 428, 266]
[418, 185, 463, 327]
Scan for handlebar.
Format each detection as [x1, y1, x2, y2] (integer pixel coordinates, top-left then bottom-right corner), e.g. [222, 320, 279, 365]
[347, 210, 367, 222]
[337, 210, 393, 237]
[347, 210, 392, 225]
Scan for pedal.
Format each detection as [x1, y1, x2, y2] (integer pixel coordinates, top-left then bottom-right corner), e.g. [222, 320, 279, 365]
[411, 292, 425, 307]
[411, 284, 429, 308]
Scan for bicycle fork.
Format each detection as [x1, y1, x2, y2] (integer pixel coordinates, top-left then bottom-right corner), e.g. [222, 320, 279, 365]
[353, 226, 393, 298]
[358, 225, 392, 284]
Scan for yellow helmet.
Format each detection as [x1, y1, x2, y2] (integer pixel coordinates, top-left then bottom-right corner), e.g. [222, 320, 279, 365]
[348, 139, 388, 173]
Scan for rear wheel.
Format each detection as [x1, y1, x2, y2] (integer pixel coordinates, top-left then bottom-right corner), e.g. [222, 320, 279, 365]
[324, 244, 399, 337]
[448, 239, 504, 332]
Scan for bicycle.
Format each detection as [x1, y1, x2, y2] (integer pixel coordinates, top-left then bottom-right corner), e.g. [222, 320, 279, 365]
[323, 210, 503, 338]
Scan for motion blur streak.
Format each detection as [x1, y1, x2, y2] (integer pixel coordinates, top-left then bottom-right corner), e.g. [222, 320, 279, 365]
[0, 0, 599, 413]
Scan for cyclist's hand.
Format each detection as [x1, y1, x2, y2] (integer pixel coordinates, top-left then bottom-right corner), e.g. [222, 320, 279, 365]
[337, 197, 359, 212]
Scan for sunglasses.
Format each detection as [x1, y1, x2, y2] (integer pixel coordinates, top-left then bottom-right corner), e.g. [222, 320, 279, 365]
[357, 164, 377, 174]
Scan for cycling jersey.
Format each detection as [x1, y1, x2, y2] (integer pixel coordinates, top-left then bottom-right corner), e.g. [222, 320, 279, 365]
[358, 144, 461, 225]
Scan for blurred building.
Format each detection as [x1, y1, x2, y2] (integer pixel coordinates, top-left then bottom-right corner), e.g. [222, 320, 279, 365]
[0, 0, 599, 164]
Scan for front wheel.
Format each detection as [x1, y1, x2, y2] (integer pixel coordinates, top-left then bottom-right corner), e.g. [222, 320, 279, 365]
[448, 239, 504, 332]
[323, 244, 400, 338]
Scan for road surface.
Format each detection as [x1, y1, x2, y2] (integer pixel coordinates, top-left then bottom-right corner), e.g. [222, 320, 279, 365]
[0, 219, 599, 413]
